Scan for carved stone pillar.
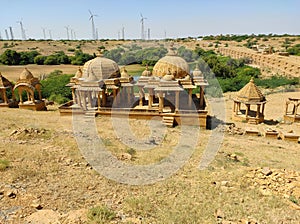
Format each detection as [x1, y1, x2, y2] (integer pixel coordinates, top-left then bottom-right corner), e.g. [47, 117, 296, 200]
[158, 91, 164, 113]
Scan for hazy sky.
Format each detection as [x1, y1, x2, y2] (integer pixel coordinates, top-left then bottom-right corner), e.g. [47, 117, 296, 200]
[0, 0, 299, 40]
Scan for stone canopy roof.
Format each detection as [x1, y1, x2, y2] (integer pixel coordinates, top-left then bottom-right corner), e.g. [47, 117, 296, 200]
[235, 78, 266, 103]
[15, 68, 40, 88]
[0, 72, 13, 88]
[19, 68, 34, 80]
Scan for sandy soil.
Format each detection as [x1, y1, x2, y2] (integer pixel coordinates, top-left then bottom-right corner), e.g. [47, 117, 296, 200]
[0, 90, 300, 223]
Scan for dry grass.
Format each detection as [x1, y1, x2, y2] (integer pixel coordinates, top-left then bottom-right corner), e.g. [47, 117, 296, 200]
[0, 91, 300, 223]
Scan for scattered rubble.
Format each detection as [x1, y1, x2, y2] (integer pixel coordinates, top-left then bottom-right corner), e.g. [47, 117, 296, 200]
[217, 123, 244, 135]
[25, 209, 60, 224]
[30, 199, 43, 210]
[9, 127, 49, 139]
[119, 153, 132, 161]
[243, 167, 300, 208]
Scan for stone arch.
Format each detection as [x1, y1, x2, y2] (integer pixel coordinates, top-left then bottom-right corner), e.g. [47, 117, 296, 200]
[14, 84, 35, 104]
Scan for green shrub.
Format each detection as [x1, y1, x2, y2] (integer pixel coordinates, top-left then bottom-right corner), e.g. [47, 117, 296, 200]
[49, 94, 70, 104]
[19, 51, 40, 65]
[126, 148, 136, 156]
[255, 76, 299, 88]
[70, 50, 94, 65]
[44, 55, 59, 65]
[87, 205, 116, 224]
[3, 43, 9, 48]
[287, 44, 300, 56]
[34, 55, 47, 65]
[0, 159, 10, 171]
[0, 49, 20, 65]
[41, 71, 73, 103]
[289, 195, 299, 205]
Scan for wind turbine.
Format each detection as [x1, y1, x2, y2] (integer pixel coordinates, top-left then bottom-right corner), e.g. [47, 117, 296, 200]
[140, 13, 147, 40]
[147, 28, 150, 40]
[89, 10, 98, 40]
[70, 29, 74, 40]
[41, 27, 46, 39]
[9, 26, 14, 40]
[17, 19, 26, 40]
[65, 26, 70, 40]
[95, 28, 99, 40]
[48, 29, 52, 39]
[5, 29, 9, 40]
[122, 25, 125, 40]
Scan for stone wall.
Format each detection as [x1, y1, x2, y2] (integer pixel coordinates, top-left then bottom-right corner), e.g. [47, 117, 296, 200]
[218, 47, 300, 77]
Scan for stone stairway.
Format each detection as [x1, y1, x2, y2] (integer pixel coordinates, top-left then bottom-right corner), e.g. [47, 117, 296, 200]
[247, 118, 258, 125]
[84, 110, 97, 118]
[162, 115, 175, 127]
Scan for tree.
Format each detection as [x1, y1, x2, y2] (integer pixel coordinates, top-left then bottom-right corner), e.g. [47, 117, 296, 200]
[44, 55, 59, 65]
[0, 49, 21, 65]
[19, 51, 40, 65]
[177, 46, 193, 62]
[55, 51, 70, 64]
[119, 52, 136, 65]
[103, 48, 124, 63]
[41, 70, 73, 104]
[34, 55, 47, 65]
[71, 50, 94, 65]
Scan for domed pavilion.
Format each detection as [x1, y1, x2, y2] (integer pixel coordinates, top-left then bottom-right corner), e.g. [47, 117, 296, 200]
[13, 68, 46, 111]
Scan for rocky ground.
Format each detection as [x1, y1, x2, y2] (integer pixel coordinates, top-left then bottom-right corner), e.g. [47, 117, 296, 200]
[0, 91, 300, 223]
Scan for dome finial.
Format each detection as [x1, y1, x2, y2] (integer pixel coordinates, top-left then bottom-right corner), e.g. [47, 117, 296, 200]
[96, 49, 104, 57]
[192, 62, 203, 77]
[167, 41, 177, 56]
[75, 67, 83, 78]
[141, 64, 152, 77]
[121, 66, 129, 78]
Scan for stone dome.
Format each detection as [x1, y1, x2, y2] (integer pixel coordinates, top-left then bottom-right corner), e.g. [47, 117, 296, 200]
[152, 52, 189, 79]
[82, 55, 120, 81]
[19, 68, 34, 80]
